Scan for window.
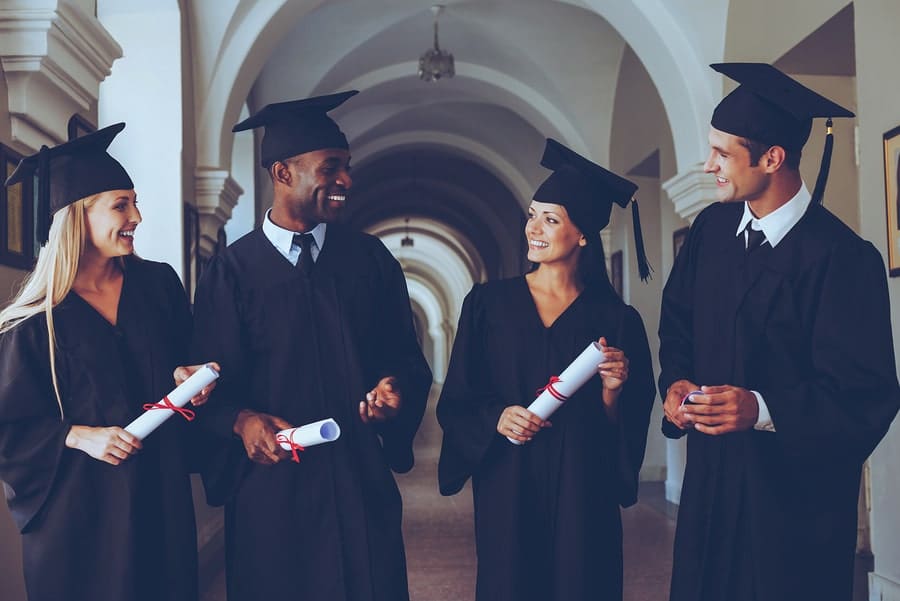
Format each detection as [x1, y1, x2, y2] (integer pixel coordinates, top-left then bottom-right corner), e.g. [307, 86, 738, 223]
[0, 143, 36, 269]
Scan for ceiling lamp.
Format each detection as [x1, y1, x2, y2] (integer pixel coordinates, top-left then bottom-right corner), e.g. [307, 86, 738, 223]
[401, 218, 415, 247]
[418, 4, 455, 82]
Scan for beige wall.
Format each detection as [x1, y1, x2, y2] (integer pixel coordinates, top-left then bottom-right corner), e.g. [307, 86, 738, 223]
[855, 0, 900, 595]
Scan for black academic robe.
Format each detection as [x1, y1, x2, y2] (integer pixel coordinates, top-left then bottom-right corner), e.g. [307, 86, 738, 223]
[437, 277, 656, 601]
[0, 257, 198, 601]
[659, 201, 900, 601]
[191, 225, 431, 601]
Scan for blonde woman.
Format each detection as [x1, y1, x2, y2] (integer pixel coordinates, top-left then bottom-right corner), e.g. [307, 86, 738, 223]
[0, 124, 213, 601]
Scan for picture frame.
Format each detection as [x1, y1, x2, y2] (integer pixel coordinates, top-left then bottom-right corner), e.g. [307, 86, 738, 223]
[883, 125, 900, 276]
[673, 226, 689, 260]
[610, 250, 623, 298]
[0, 142, 35, 269]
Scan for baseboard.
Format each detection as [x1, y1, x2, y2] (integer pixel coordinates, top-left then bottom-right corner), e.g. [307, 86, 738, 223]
[639, 465, 666, 482]
[870, 572, 900, 601]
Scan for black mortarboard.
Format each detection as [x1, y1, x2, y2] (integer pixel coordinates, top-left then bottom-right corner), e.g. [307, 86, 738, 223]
[233, 91, 358, 168]
[5, 122, 133, 245]
[533, 138, 652, 281]
[710, 63, 855, 204]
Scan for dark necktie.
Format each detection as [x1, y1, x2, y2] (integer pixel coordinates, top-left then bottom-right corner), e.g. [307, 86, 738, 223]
[745, 223, 766, 253]
[293, 233, 314, 275]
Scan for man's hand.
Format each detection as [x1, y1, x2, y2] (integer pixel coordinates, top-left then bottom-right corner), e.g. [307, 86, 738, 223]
[682, 385, 759, 435]
[66, 425, 142, 465]
[233, 410, 293, 464]
[359, 376, 402, 423]
[663, 379, 700, 430]
[173, 361, 221, 406]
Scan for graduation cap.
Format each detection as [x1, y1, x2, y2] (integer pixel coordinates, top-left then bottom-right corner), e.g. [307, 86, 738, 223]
[233, 91, 358, 168]
[710, 62, 855, 205]
[5, 122, 133, 245]
[533, 138, 652, 281]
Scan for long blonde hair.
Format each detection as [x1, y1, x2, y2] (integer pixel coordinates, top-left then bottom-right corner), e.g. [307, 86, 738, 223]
[0, 195, 99, 419]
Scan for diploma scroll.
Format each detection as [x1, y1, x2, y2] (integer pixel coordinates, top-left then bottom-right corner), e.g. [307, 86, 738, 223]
[508, 342, 605, 445]
[125, 364, 220, 440]
[277, 418, 342, 450]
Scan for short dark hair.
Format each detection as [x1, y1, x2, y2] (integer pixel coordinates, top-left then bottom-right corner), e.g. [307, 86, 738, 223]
[739, 138, 802, 171]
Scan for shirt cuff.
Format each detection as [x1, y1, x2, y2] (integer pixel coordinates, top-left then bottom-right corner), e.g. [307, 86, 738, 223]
[752, 391, 776, 432]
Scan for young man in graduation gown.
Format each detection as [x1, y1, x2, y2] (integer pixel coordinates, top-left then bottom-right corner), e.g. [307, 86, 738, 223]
[191, 91, 432, 601]
[659, 63, 900, 601]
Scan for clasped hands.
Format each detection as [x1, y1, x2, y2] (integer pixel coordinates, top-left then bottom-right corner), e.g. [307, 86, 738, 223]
[234, 376, 402, 465]
[497, 337, 629, 443]
[663, 379, 759, 435]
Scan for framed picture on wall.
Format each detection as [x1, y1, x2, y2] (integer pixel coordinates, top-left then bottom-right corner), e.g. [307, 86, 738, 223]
[883, 125, 900, 276]
[610, 250, 623, 298]
[673, 226, 689, 260]
[0, 142, 35, 269]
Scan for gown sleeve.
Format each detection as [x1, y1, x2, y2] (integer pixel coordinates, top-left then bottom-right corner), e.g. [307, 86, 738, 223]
[190, 256, 252, 504]
[0, 319, 71, 531]
[369, 241, 433, 474]
[436, 285, 507, 495]
[612, 305, 656, 507]
[658, 208, 710, 439]
[761, 239, 900, 463]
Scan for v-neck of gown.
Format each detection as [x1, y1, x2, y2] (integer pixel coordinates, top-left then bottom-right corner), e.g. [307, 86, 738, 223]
[71, 270, 128, 329]
[520, 275, 584, 330]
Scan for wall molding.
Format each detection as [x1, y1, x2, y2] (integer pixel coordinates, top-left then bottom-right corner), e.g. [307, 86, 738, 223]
[662, 163, 718, 224]
[0, 2, 122, 150]
[870, 572, 900, 601]
[194, 168, 243, 256]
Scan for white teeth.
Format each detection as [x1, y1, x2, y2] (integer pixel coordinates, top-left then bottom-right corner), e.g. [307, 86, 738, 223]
[717, 177, 728, 183]
[327, 194, 346, 202]
[119, 231, 134, 237]
[529, 240, 549, 248]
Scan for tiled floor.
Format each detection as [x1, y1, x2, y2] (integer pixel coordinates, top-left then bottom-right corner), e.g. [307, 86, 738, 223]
[202, 394, 677, 601]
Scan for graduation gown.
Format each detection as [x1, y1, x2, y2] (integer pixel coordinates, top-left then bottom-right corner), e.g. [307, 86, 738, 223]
[0, 257, 198, 601]
[437, 277, 655, 601]
[191, 225, 431, 601]
[659, 201, 900, 601]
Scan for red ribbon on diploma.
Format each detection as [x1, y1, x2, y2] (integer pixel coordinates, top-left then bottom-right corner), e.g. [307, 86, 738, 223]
[141, 396, 196, 421]
[275, 433, 305, 464]
[536, 376, 568, 402]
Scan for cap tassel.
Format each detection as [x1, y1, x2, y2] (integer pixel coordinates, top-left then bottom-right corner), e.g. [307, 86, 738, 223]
[631, 198, 653, 282]
[811, 118, 834, 205]
[37, 145, 51, 246]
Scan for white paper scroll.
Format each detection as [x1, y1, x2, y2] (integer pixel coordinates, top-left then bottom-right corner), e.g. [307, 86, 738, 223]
[125, 364, 220, 440]
[277, 418, 342, 449]
[508, 341, 605, 445]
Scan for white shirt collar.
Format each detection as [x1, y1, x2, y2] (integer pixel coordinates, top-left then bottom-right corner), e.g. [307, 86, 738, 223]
[735, 183, 811, 248]
[262, 209, 327, 262]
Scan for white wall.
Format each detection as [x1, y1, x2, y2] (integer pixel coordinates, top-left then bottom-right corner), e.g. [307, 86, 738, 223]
[98, 0, 184, 274]
[225, 103, 254, 244]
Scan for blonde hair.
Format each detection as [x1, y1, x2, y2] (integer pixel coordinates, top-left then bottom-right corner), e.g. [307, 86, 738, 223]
[0, 195, 99, 419]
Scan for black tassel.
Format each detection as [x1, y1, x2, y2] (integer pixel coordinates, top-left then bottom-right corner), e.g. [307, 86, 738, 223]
[37, 145, 51, 246]
[631, 198, 653, 282]
[811, 118, 834, 205]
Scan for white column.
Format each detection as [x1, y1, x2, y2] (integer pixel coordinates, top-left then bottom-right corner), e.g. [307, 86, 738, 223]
[659, 163, 719, 504]
[0, 0, 121, 151]
[662, 162, 717, 224]
[194, 168, 243, 257]
[98, 1, 183, 275]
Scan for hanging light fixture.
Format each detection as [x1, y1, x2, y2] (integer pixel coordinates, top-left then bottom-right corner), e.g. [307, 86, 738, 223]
[401, 218, 415, 247]
[418, 4, 455, 82]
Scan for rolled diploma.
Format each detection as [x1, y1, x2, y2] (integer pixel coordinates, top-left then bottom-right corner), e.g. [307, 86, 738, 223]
[278, 418, 342, 449]
[125, 364, 220, 440]
[508, 341, 605, 445]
